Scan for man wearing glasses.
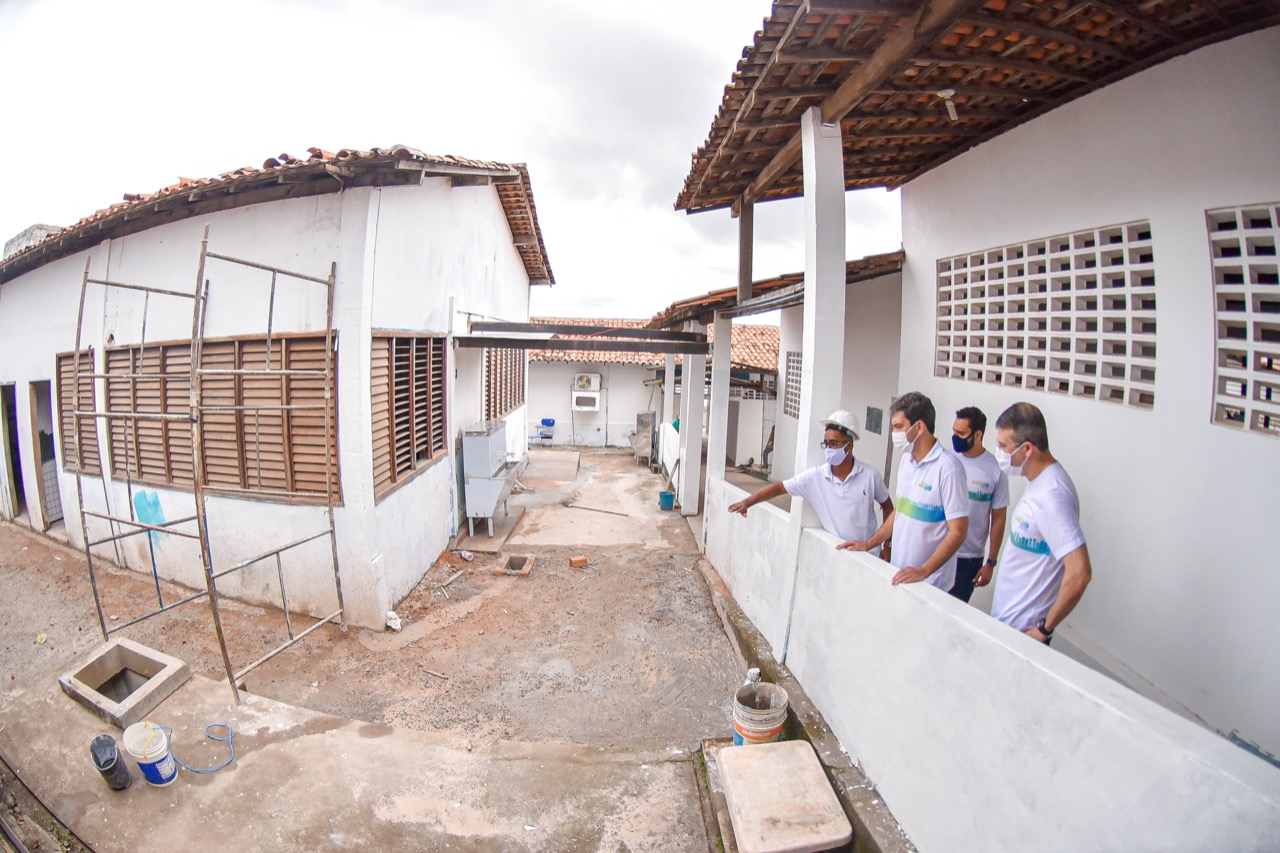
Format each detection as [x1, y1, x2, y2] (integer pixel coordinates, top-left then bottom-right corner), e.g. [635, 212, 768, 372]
[727, 410, 893, 554]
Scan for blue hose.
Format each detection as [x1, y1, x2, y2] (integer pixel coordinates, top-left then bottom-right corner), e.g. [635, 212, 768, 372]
[159, 723, 235, 773]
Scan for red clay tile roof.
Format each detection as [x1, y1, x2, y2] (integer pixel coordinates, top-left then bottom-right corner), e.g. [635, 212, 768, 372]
[650, 250, 904, 329]
[0, 146, 553, 287]
[529, 317, 778, 373]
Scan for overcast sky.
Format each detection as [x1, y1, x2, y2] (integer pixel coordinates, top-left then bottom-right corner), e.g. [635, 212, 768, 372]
[0, 0, 901, 322]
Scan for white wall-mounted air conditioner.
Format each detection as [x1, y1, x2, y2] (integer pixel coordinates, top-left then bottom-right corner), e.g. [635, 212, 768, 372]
[572, 391, 601, 412]
[574, 373, 602, 392]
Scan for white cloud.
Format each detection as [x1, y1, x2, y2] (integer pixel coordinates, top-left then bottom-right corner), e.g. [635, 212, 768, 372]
[1, 0, 901, 320]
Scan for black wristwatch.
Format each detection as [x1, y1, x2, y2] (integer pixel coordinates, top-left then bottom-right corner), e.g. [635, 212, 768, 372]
[984, 558, 997, 567]
[1036, 617, 1054, 637]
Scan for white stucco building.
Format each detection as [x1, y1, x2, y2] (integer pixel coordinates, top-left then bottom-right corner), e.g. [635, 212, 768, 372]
[0, 146, 553, 634]
[527, 317, 779, 464]
[670, 5, 1280, 850]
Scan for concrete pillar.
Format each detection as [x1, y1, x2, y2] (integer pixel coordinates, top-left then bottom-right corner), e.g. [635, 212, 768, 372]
[791, 105, 847, 478]
[678, 323, 706, 516]
[780, 105, 846, 663]
[706, 311, 733, 482]
[663, 353, 676, 427]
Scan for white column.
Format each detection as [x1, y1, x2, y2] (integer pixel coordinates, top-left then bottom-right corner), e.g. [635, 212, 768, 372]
[706, 311, 732, 482]
[663, 353, 676, 427]
[792, 104, 847, 478]
[678, 322, 706, 516]
[780, 105, 846, 664]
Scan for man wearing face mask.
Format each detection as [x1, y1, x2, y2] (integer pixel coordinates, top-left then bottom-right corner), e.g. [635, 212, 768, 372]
[989, 402, 1093, 644]
[839, 392, 968, 591]
[727, 410, 893, 553]
[947, 406, 1009, 602]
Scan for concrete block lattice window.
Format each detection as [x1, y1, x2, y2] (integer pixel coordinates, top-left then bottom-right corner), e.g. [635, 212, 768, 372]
[371, 334, 447, 501]
[1208, 201, 1280, 437]
[484, 347, 525, 422]
[102, 333, 339, 500]
[935, 220, 1157, 409]
[55, 350, 102, 474]
[783, 351, 802, 418]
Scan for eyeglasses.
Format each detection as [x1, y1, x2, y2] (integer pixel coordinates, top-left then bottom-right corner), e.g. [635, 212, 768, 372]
[819, 440, 850, 449]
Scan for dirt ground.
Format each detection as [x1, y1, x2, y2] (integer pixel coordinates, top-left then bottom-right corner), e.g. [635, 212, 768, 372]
[0, 451, 742, 757]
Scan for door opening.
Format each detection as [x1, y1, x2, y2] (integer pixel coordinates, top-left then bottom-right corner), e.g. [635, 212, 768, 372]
[28, 380, 63, 529]
[1, 384, 26, 520]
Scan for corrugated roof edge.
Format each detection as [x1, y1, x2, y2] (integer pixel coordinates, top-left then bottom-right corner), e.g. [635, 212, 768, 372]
[0, 145, 553, 287]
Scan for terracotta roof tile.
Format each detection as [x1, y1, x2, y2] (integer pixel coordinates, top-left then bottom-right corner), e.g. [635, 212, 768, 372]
[529, 317, 778, 373]
[1, 146, 553, 287]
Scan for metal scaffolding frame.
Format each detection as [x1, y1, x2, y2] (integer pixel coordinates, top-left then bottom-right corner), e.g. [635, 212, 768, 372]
[69, 225, 347, 704]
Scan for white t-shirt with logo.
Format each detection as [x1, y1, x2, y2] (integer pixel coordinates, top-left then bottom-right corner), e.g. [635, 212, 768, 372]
[949, 449, 1010, 559]
[891, 441, 969, 591]
[784, 458, 890, 550]
[990, 462, 1087, 631]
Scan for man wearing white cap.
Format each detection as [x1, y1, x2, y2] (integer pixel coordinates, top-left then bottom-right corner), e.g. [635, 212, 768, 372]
[728, 410, 893, 554]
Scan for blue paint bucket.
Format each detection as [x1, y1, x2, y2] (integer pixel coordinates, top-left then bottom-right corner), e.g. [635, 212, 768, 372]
[122, 721, 177, 787]
[658, 490, 675, 511]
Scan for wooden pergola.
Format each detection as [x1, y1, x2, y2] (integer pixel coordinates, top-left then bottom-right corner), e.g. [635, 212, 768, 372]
[677, 0, 1280, 217]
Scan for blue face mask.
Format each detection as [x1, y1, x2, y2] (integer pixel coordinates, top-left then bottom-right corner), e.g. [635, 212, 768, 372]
[951, 433, 974, 454]
[824, 445, 850, 467]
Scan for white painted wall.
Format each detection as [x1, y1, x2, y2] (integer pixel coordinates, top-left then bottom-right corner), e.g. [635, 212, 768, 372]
[772, 305, 803, 481]
[526, 361, 659, 447]
[898, 26, 1280, 755]
[707, 476, 1280, 851]
[0, 177, 535, 630]
[728, 397, 769, 466]
[842, 272, 901, 484]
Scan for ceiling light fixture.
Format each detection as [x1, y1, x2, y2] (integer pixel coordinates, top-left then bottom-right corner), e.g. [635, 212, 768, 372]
[937, 88, 959, 122]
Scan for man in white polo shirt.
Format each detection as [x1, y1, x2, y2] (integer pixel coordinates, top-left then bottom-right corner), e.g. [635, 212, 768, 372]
[839, 391, 968, 591]
[988, 402, 1093, 644]
[947, 405, 1009, 602]
[727, 410, 893, 552]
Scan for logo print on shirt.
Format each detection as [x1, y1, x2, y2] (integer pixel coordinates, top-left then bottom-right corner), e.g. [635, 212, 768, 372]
[1011, 531, 1051, 555]
[896, 496, 945, 523]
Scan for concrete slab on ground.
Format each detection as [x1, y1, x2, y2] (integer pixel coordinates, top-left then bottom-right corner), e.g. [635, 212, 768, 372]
[718, 740, 852, 853]
[508, 452, 679, 550]
[522, 449, 581, 483]
[454, 504, 525, 554]
[0, 674, 712, 852]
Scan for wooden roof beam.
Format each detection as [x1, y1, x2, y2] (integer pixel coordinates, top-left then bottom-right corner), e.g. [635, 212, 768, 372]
[912, 51, 1093, 83]
[959, 11, 1134, 62]
[688, 0, 814, 204]
[1085, 0, 1182, 45]
[808, 0, 915, 15]
[741, 0, 987, 205]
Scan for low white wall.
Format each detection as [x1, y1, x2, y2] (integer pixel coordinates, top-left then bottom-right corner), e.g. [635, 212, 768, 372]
[707, 478, 1280, 850]
[705, 479, 794, 651]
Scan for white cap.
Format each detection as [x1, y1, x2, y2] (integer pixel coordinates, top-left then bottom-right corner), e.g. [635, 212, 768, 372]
[821, 409, 860, 441]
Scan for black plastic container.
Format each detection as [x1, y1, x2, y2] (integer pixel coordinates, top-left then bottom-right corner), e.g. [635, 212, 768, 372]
[90, 734, 132, 790]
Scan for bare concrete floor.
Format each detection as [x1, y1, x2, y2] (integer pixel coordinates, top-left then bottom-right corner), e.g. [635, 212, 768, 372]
[0, 449, 743, 851]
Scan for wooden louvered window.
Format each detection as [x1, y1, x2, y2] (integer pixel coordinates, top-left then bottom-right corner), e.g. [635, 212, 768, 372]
[103, 333, 338, 501]
[55, 350, 102, 474]
[484, 347, 526, 421]
[371, 334, 447, 501]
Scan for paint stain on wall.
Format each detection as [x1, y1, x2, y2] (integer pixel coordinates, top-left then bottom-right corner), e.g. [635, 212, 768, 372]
[132, 490, 167, 548]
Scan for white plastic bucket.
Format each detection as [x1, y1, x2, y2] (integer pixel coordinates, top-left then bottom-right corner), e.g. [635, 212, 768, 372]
[122, 721, 177, 787]
[733, 682, 789, 745]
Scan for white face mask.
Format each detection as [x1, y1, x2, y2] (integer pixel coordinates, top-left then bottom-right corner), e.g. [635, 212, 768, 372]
[890, 422, 916, 451]
[995, 443, 1026, 477]
[824, 445, 850, 467]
